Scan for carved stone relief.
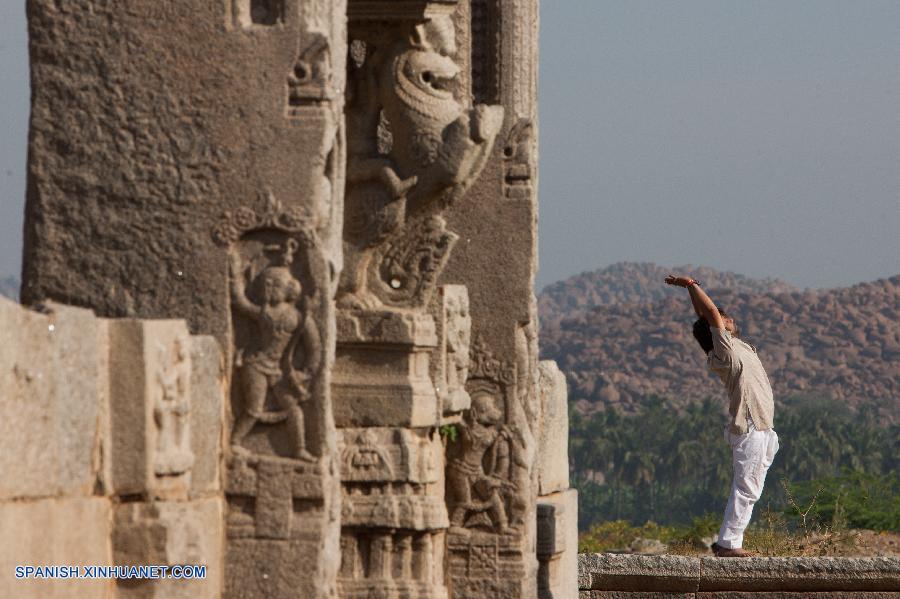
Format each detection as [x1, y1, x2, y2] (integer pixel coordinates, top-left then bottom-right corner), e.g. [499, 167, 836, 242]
[232, 0, 285, 28]
[445, 338, 526, 534]
[430, 285, 472, 420]
[153, 335, 195, 478]
[287, 33, 334, 115]
[503, 118, 534, 199]
[336, 427, 448, 598]
[443, 337, 536, 598]
[340, 12, 503, 311]
[107, 319, 198, 501]
[214, 191, 322, 462]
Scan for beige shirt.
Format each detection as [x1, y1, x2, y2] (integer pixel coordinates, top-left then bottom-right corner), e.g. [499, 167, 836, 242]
[707, 327, 775, 434]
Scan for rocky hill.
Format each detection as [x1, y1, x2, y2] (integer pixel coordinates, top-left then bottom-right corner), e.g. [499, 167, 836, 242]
[539, 262, 797, 325]
[539, 264, 899, 420]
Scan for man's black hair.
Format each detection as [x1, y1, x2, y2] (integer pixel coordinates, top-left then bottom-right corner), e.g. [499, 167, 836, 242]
[693, 316, 713, 354]
[693, 310, 737, 354]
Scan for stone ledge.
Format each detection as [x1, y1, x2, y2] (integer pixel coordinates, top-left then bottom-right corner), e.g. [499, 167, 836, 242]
[579, 592, 694, 599]
[579, 592, 900, 599]
[579, 554, 900, 592]
[579, 554, 699, 592]
[698, 592, 900, 599]
[699, 557, 900, 592]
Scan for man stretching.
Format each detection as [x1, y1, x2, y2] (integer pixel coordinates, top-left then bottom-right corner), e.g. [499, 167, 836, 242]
[665, 275, 780, 558]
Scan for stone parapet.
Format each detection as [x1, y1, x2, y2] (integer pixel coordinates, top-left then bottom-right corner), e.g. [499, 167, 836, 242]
[1, 298, 227, 598]
[578, 554, 900, 596]
[0, 299, 108, 500]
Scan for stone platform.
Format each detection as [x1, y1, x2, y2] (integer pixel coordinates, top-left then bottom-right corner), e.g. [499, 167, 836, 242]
[578, 553, 900, 598]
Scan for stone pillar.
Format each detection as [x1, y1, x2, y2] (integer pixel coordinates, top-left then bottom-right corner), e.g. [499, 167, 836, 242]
[335, 1, 502, 597]
[22, 1, 347, 597]
[438, 1, 570, 597]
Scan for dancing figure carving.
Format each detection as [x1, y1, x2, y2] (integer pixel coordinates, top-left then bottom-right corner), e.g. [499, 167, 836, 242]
[446, 393, 522, 533]
[229, 239, 321, 461]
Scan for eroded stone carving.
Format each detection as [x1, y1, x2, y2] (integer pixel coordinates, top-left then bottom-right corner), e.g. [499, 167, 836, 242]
[336, 428, 448, 598]
[287, 33, 333, 114]
[341, 429, 394, 480]
[232, 0, 285, 28]
[214, 192, 322, 462]
[444, 292, 471, 393]
[340, 13, 504, 310]
[369, 215, 457, 308]
[431, 285, 472, 419]
[503, 118, 535, 199]
[445, 338, 526, 533]
[153, 336, 194, 477]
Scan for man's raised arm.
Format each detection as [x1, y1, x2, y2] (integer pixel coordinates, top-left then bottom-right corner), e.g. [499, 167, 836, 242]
[665, 275, 724, 329]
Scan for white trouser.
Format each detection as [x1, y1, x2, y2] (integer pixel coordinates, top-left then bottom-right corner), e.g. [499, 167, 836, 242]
[717, 423, 779, 549]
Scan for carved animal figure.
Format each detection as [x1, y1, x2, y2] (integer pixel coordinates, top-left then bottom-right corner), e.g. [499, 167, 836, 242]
[341, 14, 504, 309]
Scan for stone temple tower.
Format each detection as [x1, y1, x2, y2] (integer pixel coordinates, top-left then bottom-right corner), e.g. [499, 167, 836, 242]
[14, 0, 577, 597]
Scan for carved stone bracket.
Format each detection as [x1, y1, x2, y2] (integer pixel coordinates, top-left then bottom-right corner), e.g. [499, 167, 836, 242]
[368, 215, 458, 309]
[340, 8, 503, 311]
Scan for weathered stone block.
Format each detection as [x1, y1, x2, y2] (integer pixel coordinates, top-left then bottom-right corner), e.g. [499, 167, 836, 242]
[333, 311, 439, 427]
[579, 593, 693, 599]
[225, 538, 324, 598]
[108, 320, 195, 500]
[538, 360, 570, 495]
[113, 497, 224, 599]
[697, 593, 900, 599]
[447, 529, 533, 598]
[0, 298, 106, 499]
[189, 335, 224, 498]
[578, 554, 700, 592]
[0, 497, 112, 599]
[698, 556, 900, 592]
[538, 488, 578, 599]
[579, 593, 694, 599]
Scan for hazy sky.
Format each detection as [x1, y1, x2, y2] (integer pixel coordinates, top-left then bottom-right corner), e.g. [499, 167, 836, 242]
[2, 2, 899, 291]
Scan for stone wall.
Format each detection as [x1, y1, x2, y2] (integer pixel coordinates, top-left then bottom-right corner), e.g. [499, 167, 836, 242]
[1, 296, 225, 599]
[578, 554, 900, 598]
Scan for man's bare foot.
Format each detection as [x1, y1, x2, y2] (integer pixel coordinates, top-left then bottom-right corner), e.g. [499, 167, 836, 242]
[711, 542, 755, 558]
